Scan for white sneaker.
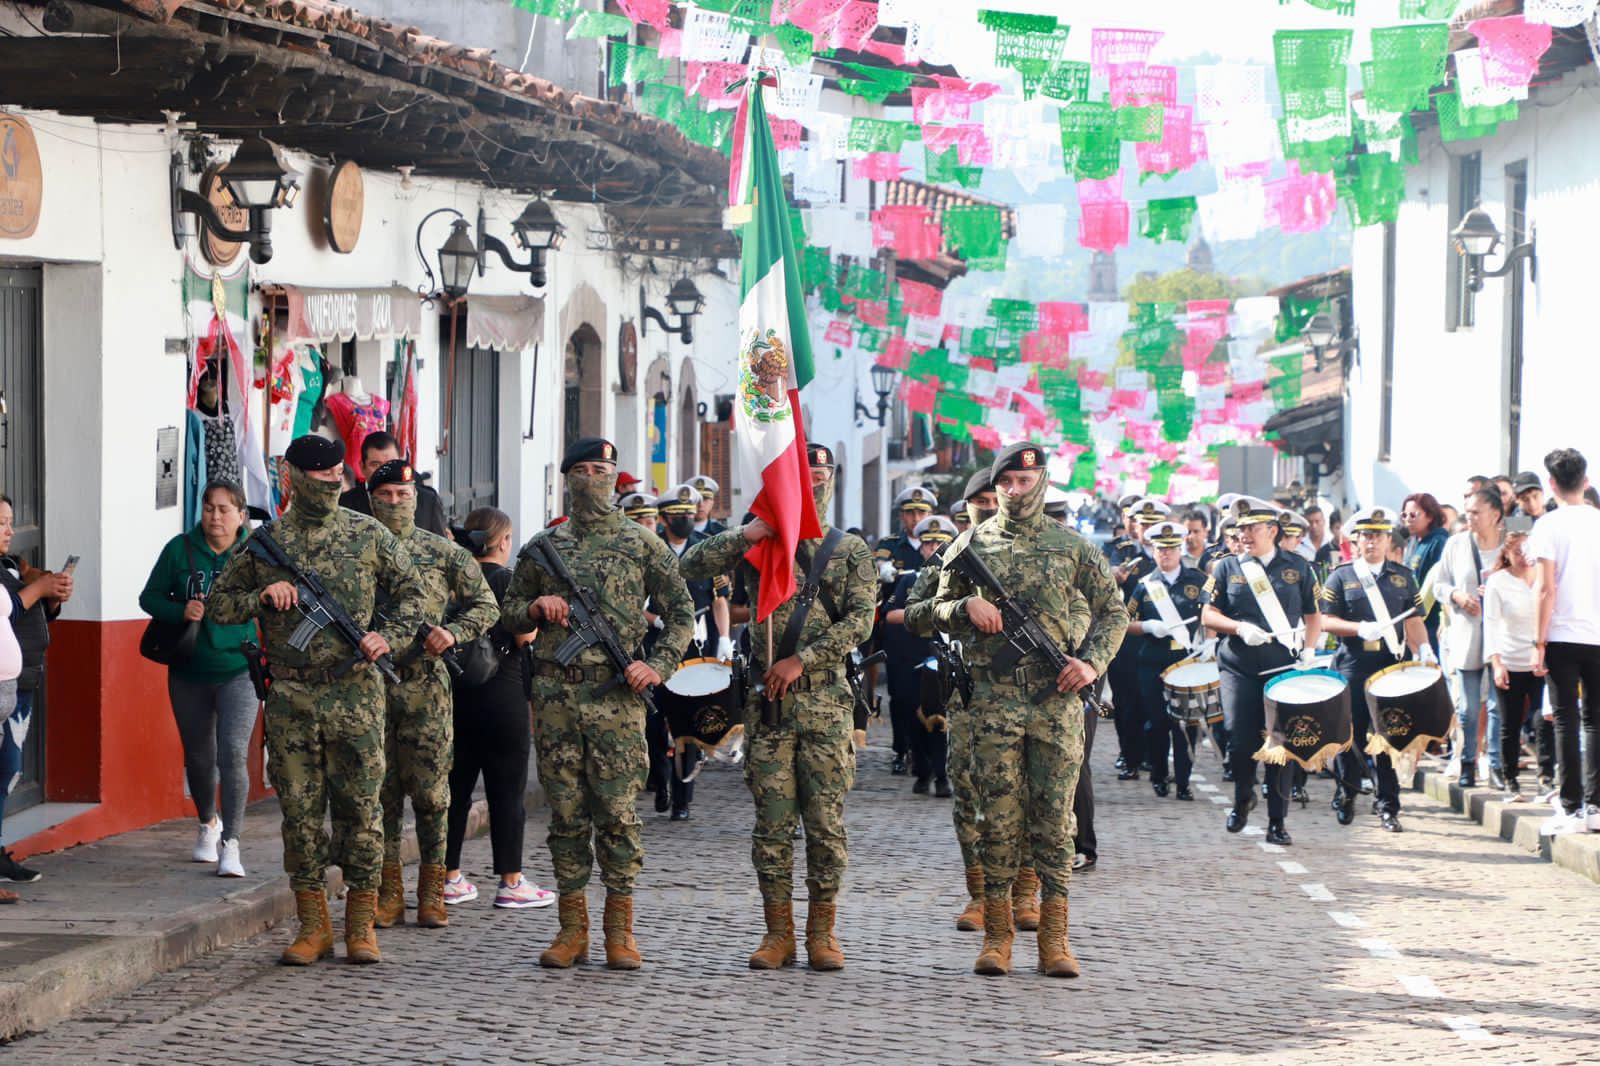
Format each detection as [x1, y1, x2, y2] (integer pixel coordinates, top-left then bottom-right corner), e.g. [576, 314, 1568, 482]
[1586, 805, 1600, 833]
[192, 820, 222, 863]
[1541, 810, 1586, 837]
[217, 839, 245, 878]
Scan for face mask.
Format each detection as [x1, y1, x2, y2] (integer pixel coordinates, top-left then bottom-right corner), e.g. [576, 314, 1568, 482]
[969, 502, 998, 524]
[289, 468, 342, 524]
[567, 471, 618, 523]
[372, 496, 417, 537]
[812, 473, 835, 520]
[997, 473, 1047, 524]
[666, 515, 694, 539]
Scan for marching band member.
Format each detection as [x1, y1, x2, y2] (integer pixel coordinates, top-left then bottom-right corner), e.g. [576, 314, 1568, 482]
[1107, 499, 1170, 781]
[879, 486, 940, 775]
[883, 515, 959, 797]
[1126, 521, 1211, 801]
[1200, 497, 1323, 846]
[1318, 506, 1432, 833]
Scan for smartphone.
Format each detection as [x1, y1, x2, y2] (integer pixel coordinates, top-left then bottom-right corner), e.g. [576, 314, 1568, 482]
[62, 555, 80, 574]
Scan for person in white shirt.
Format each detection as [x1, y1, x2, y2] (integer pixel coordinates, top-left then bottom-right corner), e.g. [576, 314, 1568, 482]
[1528, 449, 1600, 833]
[1434, 488, 1506, 789]
[1482, 515, 1547, 800]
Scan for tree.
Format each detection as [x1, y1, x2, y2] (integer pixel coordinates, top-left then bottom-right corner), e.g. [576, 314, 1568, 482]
[1121, 268, 1263, 305]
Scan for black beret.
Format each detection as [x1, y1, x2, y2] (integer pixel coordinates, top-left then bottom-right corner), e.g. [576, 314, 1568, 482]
[963, 470, 994, 501]
[808, 442, 835, 468]
[284, 434, 344, 472]
[990, 442, 1046, 481]
[561, 436, 618, 474]
[367, 459, 416, 493]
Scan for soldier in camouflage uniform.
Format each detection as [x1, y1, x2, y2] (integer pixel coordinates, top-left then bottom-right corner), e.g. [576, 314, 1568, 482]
[209, 435, 427, 966]
[501, 437, 694, 971]
[680, 442, 875, 972]
[931, 442, 1128, 978]
[364, 460, 499, 930]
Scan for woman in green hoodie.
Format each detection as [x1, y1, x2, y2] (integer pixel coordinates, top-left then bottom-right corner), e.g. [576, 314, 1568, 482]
[139, 480, 259, 877]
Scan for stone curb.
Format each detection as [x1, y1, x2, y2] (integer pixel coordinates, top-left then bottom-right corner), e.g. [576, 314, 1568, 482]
[0, 786, 542, 1042]
[1409, 766, 1600, 886]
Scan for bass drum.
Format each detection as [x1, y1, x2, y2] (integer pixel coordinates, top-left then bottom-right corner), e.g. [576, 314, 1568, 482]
[662, 658, 743, 764]
[1260, 668, 1352, 772]
[1364, 661, 1453, 761]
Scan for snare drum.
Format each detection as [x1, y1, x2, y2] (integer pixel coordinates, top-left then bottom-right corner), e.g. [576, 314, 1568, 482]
[1364, 661, 1453, 760]
[1261, 668, 1352, 771]
[664, 657, 732, 699]
[1161, 658, 1223, 726]
[662, 658, 743, 764]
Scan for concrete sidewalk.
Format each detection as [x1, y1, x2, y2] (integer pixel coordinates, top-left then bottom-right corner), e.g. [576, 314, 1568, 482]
[1409, 760, 1600, 886]
[0, 781, 543, 1041]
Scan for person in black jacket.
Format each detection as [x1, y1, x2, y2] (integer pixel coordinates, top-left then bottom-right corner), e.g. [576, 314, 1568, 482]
[0, 494, 73, 884]
[339, 431, 449, 535]
[442, 507, 553, 911]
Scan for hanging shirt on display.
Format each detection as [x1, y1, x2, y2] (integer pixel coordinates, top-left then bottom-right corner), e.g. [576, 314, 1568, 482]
[323, 389, 391, 472]
[292, 350, 325, 440]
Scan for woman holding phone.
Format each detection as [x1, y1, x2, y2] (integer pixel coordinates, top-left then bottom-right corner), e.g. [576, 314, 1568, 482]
[139, 480, 258, 877]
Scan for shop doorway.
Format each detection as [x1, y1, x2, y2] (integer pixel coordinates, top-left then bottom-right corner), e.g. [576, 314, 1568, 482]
[0, 266, 45, 813]
[563, 324, 605, 460]
[437, 329, 501, 519]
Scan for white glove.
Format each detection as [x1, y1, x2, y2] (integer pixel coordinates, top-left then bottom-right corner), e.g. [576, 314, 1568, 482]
[1143, 620, 1171, 640]
[1195, 637, 1219, 659]
[1417, 644, 1438, 667]
[1356, 620, 1388, 642]
[1236, 622, 1270, 647]
[878, 560, 899, 584]
[650, 614, 665, 631]
[1296, 648, 1321, 669]
[715, 635, 734, 662]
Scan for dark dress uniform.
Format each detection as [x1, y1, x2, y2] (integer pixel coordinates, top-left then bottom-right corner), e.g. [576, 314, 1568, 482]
[1107, 548, 1156, 776]
[1320, 559, 1422, 820]
[875, 528, 927, 771]
[1128, 566, 1211, 795]
[1206, 549, 1321, 824]
[884, 563, 944, 789]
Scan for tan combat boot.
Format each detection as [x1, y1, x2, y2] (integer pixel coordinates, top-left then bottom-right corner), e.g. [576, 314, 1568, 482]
[748, 898, 796, 970]
[1036, 896, 1081, 978]
[1012, 867, 1041, 931]
[279, 889, 334, 966]
[603, 893, 642, 971]
[974, 894, 1014, 975]
[805, 900, 845, 972]
[344, 888, 382, 964]
[538, 893, 589, 969]
[415, 863, 448, 928]
[374, 862, 405, 928]
[956, 865, 985, 932]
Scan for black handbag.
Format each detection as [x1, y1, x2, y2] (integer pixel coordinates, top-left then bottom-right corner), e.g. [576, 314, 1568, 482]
[140, 538, 203, 667]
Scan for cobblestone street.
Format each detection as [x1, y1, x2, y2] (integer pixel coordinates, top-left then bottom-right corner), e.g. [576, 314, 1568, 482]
[12, 734, 1599, 1065]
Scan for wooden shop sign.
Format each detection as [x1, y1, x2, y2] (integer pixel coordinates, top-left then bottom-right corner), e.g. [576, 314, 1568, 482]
[0, 112, 43, 240]
[323, 160, 364, 253]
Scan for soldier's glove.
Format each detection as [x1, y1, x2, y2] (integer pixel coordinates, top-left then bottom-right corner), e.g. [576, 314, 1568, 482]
[1356, 620, 1388, 642]
[1235, 622, 1271, 647]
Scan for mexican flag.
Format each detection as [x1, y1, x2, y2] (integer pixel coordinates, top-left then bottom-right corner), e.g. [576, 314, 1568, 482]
[730, 75, 823, 624]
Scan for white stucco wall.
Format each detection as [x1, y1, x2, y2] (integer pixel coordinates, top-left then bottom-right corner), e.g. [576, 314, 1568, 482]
[1347, 64, 1600, 510]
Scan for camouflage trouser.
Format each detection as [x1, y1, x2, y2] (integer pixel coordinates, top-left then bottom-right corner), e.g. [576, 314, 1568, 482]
[946, 708, 981, 868]
[381, 662, 453, 865]
[745, 671, 855, 903]
[970, 675, 1085, 901]
[531, 676, 647, 896]
[265, 672, 386, 892]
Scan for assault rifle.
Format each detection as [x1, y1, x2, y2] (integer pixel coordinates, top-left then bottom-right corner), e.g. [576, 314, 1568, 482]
[525, 537, 657, 715]
[845, 648, 886, 728]
[244, 527, 401, 685]
[930, 636, 973, 708]
[946, 547, 1105, 713]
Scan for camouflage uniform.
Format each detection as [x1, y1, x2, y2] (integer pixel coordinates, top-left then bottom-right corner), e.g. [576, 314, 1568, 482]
[209, 509, 425, 893]
[501, 512, 694, 896]
[379, 527, 499, 866]
[680, 524, 875, 903]
[931, 516, 1127, 902]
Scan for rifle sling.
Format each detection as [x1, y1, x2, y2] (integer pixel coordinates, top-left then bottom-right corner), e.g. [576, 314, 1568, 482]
[775, 528, 845, 663]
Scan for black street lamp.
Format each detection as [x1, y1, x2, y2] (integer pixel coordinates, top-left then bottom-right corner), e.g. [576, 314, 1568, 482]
[1302, 311, 1358, 371]
[477, 199, 565, 288]
[170, 136, 300, 264]
[640, 277, 705, 344]
[857, 364, 897, 425]
[1451, 204, 1537, 294]
[415, 208, 479, 303]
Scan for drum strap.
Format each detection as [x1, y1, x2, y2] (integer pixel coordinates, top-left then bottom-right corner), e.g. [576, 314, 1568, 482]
[1239, 557, 1297, 652]
[1355, 563, 1404, 658]
[1141, 572, 1191, 648]
[776, 528, 846, 663]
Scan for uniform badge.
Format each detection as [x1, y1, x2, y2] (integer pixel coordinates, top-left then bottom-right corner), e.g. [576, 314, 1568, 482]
[1021, 449, 1038, 468]
[1389, 574, 1407, 587]
[1282, 569, 1300, 584]
[1229, 574, 1245, 585]
[1184, 585, 1200, 599]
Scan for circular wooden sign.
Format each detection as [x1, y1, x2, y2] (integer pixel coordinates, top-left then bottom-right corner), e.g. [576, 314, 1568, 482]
[200, 166, 246, 266]
[618, 321, 638, 395]
[0, 112, 43, 240]
[324, 160, 364, 253]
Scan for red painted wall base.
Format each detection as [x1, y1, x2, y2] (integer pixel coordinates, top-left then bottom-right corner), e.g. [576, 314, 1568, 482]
[13, 619, 270, 859]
